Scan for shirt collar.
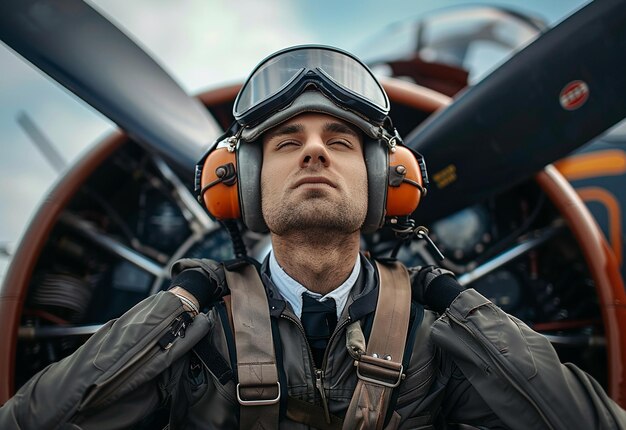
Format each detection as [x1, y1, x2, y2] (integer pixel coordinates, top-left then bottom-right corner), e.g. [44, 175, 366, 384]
[269, 251, 361, 319]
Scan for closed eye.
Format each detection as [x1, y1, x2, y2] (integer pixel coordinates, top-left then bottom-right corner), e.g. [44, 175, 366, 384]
[328, 139, 354, 149]
[276, 140, 301, 150]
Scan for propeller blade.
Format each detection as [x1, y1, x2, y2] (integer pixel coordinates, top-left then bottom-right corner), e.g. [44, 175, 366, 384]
[17, 112, 67, 173]
[407, 0, 626, 221]
[0, 0, 220, 173]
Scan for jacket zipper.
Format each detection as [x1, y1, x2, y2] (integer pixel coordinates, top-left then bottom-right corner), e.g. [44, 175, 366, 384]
[158, 312, 193, 350]
[281, 313, 352, 423]
[445, 312, 556, 430]
[315, 369, 331, 423]
[319, 317, 352, 423]
[321, 317, 353, 371]
[81, 312, 191, 410]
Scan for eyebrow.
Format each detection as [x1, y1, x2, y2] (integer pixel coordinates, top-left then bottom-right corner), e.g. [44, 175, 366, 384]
[263, 123, 304, 140]
[323, 121, 361, 139]
[263, 120, 362, 141]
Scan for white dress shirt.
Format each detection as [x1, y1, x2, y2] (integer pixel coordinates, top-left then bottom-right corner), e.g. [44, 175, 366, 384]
[269, 251, 361, 319]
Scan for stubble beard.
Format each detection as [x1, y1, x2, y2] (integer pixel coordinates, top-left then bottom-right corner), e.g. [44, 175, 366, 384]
[262, 184, 368, 238]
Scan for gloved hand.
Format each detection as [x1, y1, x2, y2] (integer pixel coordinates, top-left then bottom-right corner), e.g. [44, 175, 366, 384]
[168, 259, 230, 311]
[411, 265, 465, 313]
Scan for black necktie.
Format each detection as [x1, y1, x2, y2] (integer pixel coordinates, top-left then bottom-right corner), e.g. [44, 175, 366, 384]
[300, 294, 337, 368]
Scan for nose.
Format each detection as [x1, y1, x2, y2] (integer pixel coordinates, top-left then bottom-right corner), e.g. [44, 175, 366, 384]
[300, 136, 330, 169]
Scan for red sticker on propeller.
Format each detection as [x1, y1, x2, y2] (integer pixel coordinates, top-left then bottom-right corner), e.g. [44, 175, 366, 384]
[559, 80, 589, 111]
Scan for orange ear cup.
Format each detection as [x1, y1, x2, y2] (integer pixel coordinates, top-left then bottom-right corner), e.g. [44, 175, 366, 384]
[386, 145, 424, 216]
[200, 147, 241, 220]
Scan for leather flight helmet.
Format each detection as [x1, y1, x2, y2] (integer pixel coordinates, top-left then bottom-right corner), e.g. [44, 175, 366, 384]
[195, 45, 428, 234]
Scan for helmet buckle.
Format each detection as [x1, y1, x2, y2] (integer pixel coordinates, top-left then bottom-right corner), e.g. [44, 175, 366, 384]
[381, 127, 403, 153]
[227, 136, 238, 153]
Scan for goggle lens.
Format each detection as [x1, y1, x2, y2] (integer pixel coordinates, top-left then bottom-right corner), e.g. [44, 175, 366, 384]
[234, 46, 389, 124]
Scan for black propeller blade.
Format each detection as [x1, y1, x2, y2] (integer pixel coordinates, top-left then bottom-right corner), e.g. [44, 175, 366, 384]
[408, 0, 626, 222]
[0, 0, 219, 173]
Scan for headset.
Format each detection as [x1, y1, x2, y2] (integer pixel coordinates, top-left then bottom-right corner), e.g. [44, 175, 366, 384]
[194, 45, 430, 235]
[194, 126, 429, 234]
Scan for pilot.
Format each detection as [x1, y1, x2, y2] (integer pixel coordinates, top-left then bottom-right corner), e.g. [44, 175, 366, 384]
[2, 45, 626, 429]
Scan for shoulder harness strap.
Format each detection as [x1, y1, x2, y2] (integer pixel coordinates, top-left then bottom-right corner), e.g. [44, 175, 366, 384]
[224, 262, 280, 429]
[222, 259, 411, 429]
[342, 260, 412, 430]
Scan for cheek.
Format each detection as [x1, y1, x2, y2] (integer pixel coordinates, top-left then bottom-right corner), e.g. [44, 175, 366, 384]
[260, 165, 272, 200]
[260, 149, 272, 185]
[352, 159, 368, 191]
[260, 157, 284, 200]
[341, 157, 368, 209]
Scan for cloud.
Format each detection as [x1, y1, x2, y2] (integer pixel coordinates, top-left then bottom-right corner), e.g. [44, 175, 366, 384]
[89, 0, 315, 92]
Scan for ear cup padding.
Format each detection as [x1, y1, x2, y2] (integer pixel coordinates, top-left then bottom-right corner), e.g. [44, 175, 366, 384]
[386, 146, 423, 216]
[200, 147, 241, 220]
[362, 139, 388, 234]
[237, 142, 269, 233]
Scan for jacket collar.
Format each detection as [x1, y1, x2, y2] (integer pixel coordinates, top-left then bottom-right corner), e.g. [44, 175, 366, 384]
[261, 253, 379, 321]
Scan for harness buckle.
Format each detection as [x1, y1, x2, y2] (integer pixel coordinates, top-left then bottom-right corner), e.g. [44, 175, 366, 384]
[355, 354, 404, 388]
[236, 381, 281, 406]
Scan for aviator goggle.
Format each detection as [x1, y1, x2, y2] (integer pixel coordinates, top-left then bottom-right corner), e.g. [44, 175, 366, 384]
[233, 45, 391, 127]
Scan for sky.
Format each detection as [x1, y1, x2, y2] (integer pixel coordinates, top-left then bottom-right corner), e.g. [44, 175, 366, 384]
[0, 0, 591, 279]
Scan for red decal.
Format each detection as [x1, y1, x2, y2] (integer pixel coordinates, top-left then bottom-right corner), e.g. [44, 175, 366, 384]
[559, 80, 589, 110]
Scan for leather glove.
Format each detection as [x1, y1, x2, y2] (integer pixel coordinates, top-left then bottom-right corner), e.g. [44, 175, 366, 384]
[169, 258, 230, 310]
[412, 265, 465, 313]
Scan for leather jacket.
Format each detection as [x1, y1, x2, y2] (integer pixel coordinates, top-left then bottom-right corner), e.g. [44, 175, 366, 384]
[2, 255, 626, 429]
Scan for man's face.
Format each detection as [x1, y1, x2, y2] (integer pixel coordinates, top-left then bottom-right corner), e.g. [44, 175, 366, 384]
[260, 112, 368, 236]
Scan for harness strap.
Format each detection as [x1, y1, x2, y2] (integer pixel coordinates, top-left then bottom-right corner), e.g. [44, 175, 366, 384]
[223, 295, 235, 333]
[225, 263, 280, 430]
[342, 260, 412, 430]
[286, 396, 344, 430]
